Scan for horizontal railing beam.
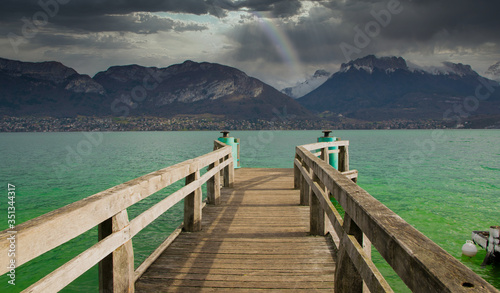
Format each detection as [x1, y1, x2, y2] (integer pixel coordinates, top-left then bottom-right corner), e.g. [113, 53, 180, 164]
[129, 158, 230, 237]
[24, 224, 131, 293]
[0, 143, 232, 275]
[295, 158, 392, 293]
[301, 140, 349, 151]
[22, 156, 231, 292]
[214, 139, 227, 149]
[341, 170, 358, 181]
[295, 144, 498, 292]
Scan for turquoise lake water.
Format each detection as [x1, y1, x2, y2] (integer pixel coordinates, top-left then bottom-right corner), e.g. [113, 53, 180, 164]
[0, 130, 499, 292]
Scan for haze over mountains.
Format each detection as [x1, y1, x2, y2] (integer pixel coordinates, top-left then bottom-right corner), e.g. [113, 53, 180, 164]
[1, 55, 499, 127]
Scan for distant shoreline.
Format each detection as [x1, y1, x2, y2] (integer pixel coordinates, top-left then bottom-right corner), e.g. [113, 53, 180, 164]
[2, 115, 499, 132]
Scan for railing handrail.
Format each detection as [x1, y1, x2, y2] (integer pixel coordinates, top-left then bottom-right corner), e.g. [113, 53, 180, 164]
[214, 139, 227, 149]
[300, 140, 349, 151]
[294, 141, 498, 292]
[0, 140, 234, 292]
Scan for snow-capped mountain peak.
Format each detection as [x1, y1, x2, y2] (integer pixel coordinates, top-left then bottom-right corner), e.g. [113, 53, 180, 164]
[485, 61, 500, 81]
[281, 69, 331, 99]
[340, 55, 408, 73]
[408, 61, 478, 77]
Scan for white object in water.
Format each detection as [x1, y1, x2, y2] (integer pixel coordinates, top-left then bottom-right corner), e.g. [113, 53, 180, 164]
[462, 240, 478, 257]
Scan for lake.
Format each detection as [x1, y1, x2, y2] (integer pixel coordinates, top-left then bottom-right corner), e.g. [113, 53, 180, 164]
[0, 130, 499, 292]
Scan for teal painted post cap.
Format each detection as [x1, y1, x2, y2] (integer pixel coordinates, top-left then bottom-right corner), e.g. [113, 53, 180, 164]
[317, 130, 338, 170]
[218, 131, 240, 169]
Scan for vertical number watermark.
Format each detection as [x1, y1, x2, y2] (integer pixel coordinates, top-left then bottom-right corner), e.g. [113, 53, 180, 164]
[7, 183, 16, 286]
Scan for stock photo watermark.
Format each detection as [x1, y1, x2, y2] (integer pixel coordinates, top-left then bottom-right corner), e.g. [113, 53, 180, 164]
[241, 106, 296, 164]
[110, 68, 163, 117]
[52, 132, 103, 180]
[386, 76, 499, 189]
[8, 0, 71, 54]
[340, 0, 404, 62]
[6, 183, 16, 286]
[386, 129, 448, 189]
[443, 76, 499, 125]
[52, 66, 163, 181]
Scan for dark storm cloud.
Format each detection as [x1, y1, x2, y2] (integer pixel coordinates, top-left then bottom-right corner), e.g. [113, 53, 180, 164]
[0, 0, 305, 21]
[330, 0, 500, 44]
[2, 0, 499, 82]
[0, 3, 210, 35]
[25, 32, 138, 50]
[0, 0, 307, 37]
[3, 0, 499, 45]
[227, 6, 348, 65]
[228, 7, 347, 64]
[228, 0, 500, 66]
[51, 13, 207, 34]
[0, 0, 231, 20]
[233, 0, 303, 17]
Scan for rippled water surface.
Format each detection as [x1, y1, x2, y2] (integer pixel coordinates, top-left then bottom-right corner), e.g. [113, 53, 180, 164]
[0, 130, 498, 292]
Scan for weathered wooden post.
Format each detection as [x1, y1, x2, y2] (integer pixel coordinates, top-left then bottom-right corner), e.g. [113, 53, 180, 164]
[483, 226, 500, 265]
[335, 212, 364, 293]
[300, 159, 311, 206]
[223, 153, 234, 188]
[310, 172, 326, 236]
[98, 210, 135, 293]
[236, 138, 241, 168]
[229, 157, 235, 187]
[207, 159, 221, 205]
[208, 141, 222, 205]
[338, 141, 349, 173]
[321, 147, 330, 165]
[294, 153, 301, 190]
[184, 170, 202, 232]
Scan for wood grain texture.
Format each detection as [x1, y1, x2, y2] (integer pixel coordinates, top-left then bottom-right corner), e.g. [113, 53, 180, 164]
[301, 140, 349, 151]
[207, 160, 221, 205]
[296, 144, 499, 292]
[338, 145, 349, 172]
[299, 158, 311, 206]
[0, 143, 232, 274]
[135, 168, 337, 292]
[109, 210, 135, 293]
[295, 158, 392, 292]
[184, 170, 202, 232]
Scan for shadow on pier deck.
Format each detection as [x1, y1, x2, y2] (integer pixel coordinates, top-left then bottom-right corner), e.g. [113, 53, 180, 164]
[136, 168, 337, 292]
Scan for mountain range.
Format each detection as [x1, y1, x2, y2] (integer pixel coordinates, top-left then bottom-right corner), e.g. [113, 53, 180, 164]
[298, 55, 500, 121]
[0, 58, 312, 120]
[1, 55, 499, 127]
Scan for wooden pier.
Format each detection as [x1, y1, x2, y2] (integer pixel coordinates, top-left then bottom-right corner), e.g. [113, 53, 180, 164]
[0, 137, 498, 292]
[136, 168, 336, 291]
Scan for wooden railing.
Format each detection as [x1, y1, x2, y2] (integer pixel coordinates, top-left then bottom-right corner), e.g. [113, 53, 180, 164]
[294, 140, 498, 293]
[0, 140, 233, 292]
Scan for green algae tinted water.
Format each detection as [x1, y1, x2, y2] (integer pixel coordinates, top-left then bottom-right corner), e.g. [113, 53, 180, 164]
[0, 130, 498, 292]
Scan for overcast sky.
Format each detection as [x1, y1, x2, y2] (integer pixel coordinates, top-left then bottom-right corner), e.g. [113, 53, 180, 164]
[1, 0, 499, 89]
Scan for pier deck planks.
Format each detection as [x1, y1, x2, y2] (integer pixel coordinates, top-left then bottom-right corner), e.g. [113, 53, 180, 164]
[135, 168, 336, 292]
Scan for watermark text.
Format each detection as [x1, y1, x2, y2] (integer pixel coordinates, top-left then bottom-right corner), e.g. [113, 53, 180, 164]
[7, 183, 16, 286]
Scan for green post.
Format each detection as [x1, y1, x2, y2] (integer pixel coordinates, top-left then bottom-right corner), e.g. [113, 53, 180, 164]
[317, 130, 338, 170]
[218, 131, 240, 168]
